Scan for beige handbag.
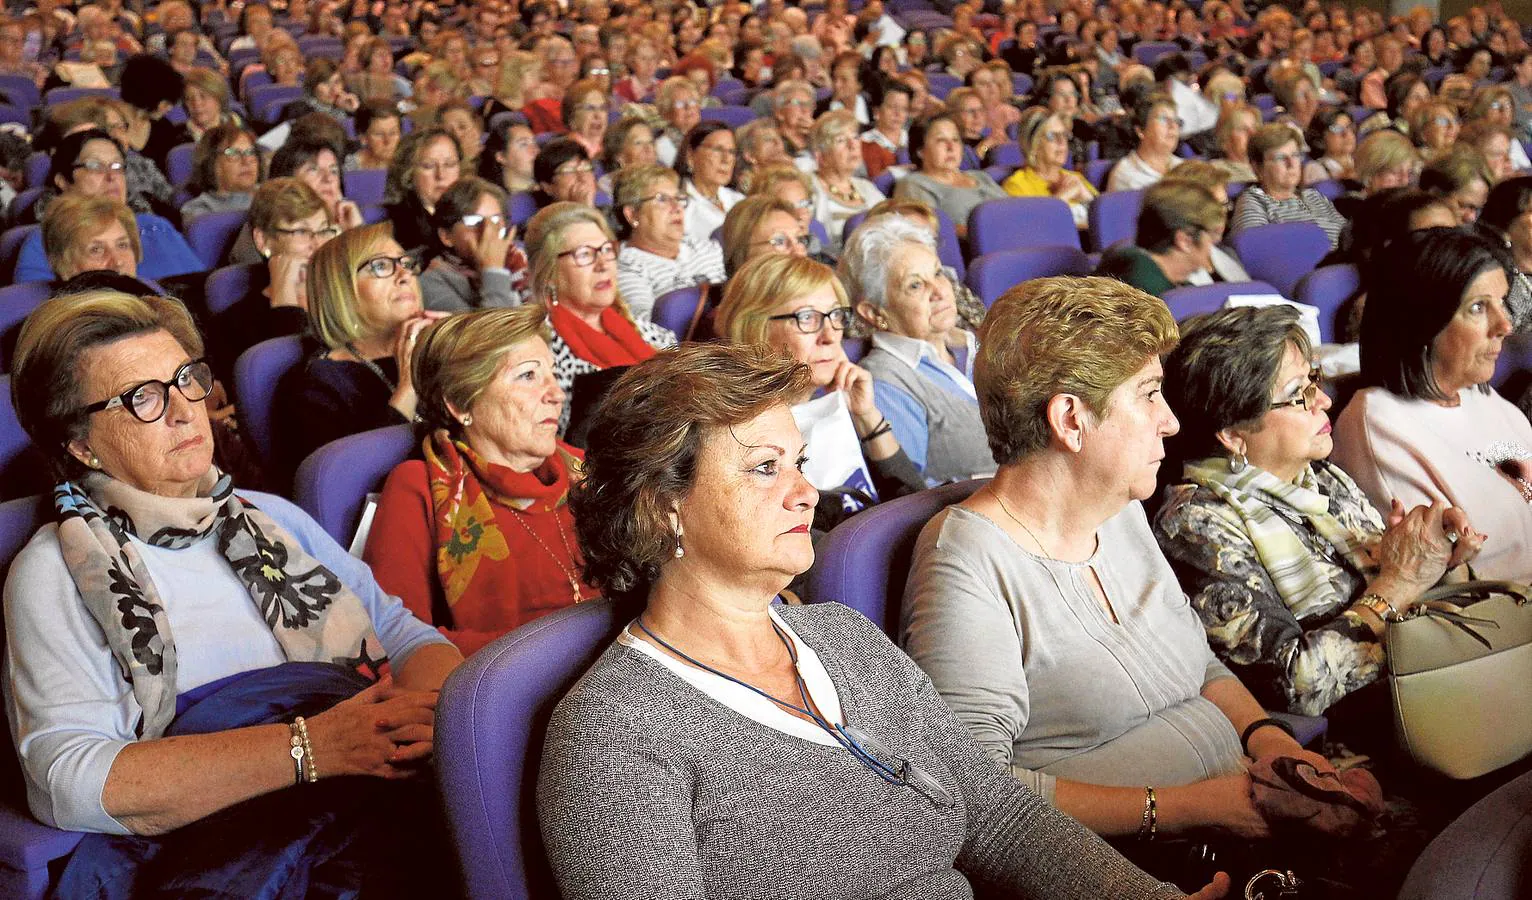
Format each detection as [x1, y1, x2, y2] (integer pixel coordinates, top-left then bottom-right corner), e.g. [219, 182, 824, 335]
[1386, 580, 1532, 779]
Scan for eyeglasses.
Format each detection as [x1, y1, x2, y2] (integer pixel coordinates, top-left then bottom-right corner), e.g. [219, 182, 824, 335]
[639, 192, 690, 208]
[1266, 151, 1302, 165]
[769, 306, 851, 333]
[753, 232, 812, 251]
[668, 99, 701, 110]
[273, 223, 341, 240]
[1432, 116, 1458, 128]
[1269, 367, 1323, 411]
[460, 213, 506, 228]
[79, 359, 214, 423]
[75, 159, 125, 175]
[1489, 100, 1509, 111]
[555, 161, 596, 177]
[417, 160, 460, 176]
[1041, 129, 1068, 143]
[220, 146, 259, 159]
[788, 197, 814, 210]
[1327, 121, 1354, 134]
[557, 240, 618, 266]
[355, 254, 421, 278]
[587, 66, 610, 76]
[781, 97, 814, 109]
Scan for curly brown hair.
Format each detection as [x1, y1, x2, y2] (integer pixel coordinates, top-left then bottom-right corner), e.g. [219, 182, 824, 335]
[570, 342, 812, 608]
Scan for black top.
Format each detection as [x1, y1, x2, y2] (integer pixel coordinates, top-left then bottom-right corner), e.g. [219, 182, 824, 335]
[280, 347, 409, 477]
[205, 267, 311, 383]
[385, 192, 443, 265]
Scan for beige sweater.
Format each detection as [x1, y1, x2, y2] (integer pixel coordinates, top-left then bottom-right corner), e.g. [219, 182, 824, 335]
[1331, 386, 1532, 581]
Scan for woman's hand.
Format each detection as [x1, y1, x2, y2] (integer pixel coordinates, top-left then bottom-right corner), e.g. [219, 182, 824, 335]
[393, 312, 448, 384]
[1373, 500, 1471, 608]
[304, 676, 441, 778]
[1187, 873, 1231, 900]
[472, 220, 516, 271]
[829, 359, 879, 426]
[267, 252, 309, 309]
[336, 199, 365, 231]
[338, 90, 360, 113]
[1197, 772, 1271, 839]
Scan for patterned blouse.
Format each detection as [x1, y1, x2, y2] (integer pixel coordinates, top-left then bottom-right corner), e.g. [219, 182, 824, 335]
[1154, 459, 1384, 717]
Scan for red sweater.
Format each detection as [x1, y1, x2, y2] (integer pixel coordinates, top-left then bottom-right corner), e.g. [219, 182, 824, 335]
[363, 458, 596, 656]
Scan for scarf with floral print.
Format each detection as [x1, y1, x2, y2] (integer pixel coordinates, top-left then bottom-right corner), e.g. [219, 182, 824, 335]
[53, 468, 386, 739]
[423, 429, 586, 612]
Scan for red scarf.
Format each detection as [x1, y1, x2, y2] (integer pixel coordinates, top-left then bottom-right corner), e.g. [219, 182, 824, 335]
[549, 304, 658, 369]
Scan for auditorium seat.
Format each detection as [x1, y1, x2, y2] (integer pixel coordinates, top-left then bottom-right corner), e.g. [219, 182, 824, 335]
[966, 247, 1091, 307]
[293, 424, 414, 548]
[1230, 221, 1332, 298]
[969, 197, 1081, 256]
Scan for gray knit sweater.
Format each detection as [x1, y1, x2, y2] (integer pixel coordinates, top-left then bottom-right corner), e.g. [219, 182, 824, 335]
[536, 602, 1184, 900]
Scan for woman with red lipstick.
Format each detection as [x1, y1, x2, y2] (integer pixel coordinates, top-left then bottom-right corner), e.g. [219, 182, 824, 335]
[524, 203, 679, 408]
[1156, 305, 1480, 732]
[1334, 229, 1532, 583]
[365, 306, 599, 656]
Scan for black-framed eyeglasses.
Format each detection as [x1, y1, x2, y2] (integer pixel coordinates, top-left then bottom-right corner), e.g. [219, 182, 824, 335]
[78, 359, 214, 423]
[557, 241, 618, 267]
[74, 159, 126, 175]
[753, 232, 811, 251]
[769, 307, 851, 333]
[1270, 367, 1322, 411]
[356, 254, 421, 278]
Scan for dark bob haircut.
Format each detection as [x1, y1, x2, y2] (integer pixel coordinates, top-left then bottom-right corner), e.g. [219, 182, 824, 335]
[569, 342, 812, 608]
[907, 113, 958, 169]
[533, 136, 591, 186]
[1360, 228, 1511, 401]
[1162, 305, 1312, 463]
[675, 120, 734, 183]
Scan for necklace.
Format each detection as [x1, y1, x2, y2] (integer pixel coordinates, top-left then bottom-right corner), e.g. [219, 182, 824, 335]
[822, 176, 862, 206]
[343, 343, 396, 392]
[506, 508, 585, 604]
[993, 490, 1053, 559]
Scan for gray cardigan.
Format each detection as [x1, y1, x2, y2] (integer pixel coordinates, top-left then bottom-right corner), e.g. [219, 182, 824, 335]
[537, 602, 1183, 900]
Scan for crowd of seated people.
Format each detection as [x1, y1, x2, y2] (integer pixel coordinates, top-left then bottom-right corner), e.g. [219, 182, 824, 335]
[0, 0, 1530, 896]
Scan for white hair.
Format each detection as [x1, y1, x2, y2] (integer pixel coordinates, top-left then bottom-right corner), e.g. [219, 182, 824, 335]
[837, 215, 937, 310]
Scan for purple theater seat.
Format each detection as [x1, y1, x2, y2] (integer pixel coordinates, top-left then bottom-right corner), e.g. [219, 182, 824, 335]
[804, 479, 985, 636]
[204, 263, 265, 318]
[969, 197, 1081, 256]
[1493, 331, 1532, 391]
[1398, 767, 1532, 900]
[166, 142, 196, 188]
[1293, 263, 1360, 344]
[1083, 157, 1114, 191]
[0, 494, 85, 899]
[293, 424, 414, 547]
[343, 168, 387, 206]
[233, 335, 306, 477]
[966, 246, 1091, 307]
[184, 210, 248, 270]
[1162, 280, 1283, 322]
[1133, 41, 1180, 65]
[988, 143, 1024, 169]
[1230, 221, 1331, 298]
[925, 73, 961, 99]
[651, 285, 702, 338]
[435, 599, 624, 900]
[1087, 188, 1142, 252]
[698, 105, 755, 129]
[0, 281, 50, 373]
[22, 153, 46, 190]
[0, 224, 36, 282]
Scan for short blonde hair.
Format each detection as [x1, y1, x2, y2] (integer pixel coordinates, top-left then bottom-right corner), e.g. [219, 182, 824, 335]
[413, 304, 553, 437]
[182, 67, 231, 110]
[656, 75, 699, 112]
[612, 164, 680, 237]
[1355, 129, 1419, 186]
[1162, 159, 1233, 192]
[305, 222, 396, 349]
[809, 109, 859, 154]
[249, 176, 329, 234]
[524, 202, 631, 316]
[720, 194, 799, 275]
[1214, 102, 1259, 152]
[715, 253, 849, 347]
[43, 195, 141, 280]
[747, 162, 813, 198]
[976, 276, 1178, 465]
[1467, 85, 1515, 123]
[13, 290, 203, 479]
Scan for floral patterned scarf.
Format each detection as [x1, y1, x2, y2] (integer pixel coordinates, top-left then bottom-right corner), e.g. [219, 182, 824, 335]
[423, 429, 585, 610]
[1182, 457, 1383, 621]
[53, 469, 386, 739]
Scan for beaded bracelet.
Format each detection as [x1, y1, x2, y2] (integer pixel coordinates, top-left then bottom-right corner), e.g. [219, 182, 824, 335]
[287, 722, 306, 786]
[293, 716, 318, 783]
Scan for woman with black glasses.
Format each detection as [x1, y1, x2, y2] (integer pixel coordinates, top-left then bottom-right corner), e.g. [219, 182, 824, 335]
[280, 222, 447, 477]
[613, 165, 727, 322]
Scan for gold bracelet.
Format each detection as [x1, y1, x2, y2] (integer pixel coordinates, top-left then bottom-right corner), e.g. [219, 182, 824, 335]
[1137, 786, 1157, 841]
[287, 722, 305, 786]
[1356, 592, 1402, 624]
[294, 716, 318, 783]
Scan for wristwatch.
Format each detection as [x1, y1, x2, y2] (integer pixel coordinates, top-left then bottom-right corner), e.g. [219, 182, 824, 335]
[1355, 592, 1403, 624]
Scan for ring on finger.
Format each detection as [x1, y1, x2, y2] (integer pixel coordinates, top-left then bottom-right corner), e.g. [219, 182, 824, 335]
[1446, 531, 1460, 544]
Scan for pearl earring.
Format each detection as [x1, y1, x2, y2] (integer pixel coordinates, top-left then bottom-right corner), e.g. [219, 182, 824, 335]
[89, 455, 100, 469]
[460, 414, 473, 426]
[674, 523, 685, 558]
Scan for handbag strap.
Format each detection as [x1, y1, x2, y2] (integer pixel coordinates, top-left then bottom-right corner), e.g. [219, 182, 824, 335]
[1416, 579, 1532, 606]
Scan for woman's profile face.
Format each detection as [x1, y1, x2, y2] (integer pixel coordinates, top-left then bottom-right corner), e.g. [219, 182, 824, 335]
[674, 402, 817, 583]
[70, 328, 215, 498]
[462, 337, 565, 467]
[1230, 341, 1333, 477]
[1077, 357, 1180, 504]
[1431, 266, 1512, 393]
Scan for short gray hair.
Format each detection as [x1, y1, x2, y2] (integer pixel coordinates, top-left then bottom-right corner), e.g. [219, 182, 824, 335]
[837, 216, 937, 310]
[774, 79, 814, 108]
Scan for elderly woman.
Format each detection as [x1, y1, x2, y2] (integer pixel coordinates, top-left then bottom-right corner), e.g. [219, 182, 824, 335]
[438, 101, 485, 172]
[1411, 100, 1460, 163]
[1419, 147, 1494, 226]
[720, 195, 812, 277]
[613, 37, 661, 104]
[1003, 108, 1098, 230]
[538, 340, 1215, 900]
[902, 276, 1378, 892]
[860, 76, 912, 181]
[598, 117, 658, 195]
[419, 177, 521, 313]
[346, 101, 403, 173]
[1467, 86, 1532, 172]
[180, 66, 241, 144]
[1107, 92, 1185, 192]
[365, 306, 598, 657]
[715, 254, 925, 520]
[560, 78, 608, 161]
[736, 119, 790, 187]
[532, 138, 600, 211]
[42, 194, 141, 281]
[281, 57, 360, 126]
[281, 223, 447, 473]
[970, 61, 1022, 138]
[5, 290, 460, 892]
[654, 76, 704, 167]
[524, 202, 677, 403]
[677, 122, 744, 243]
[1207, 102, 1259, 184]
[384, 128, 463, 265]
[1271, 70, 1320, 135]
[893, 115, 1006, 241]
[16, 129, 201, 284]
[1333, 229, 1532, 582]
[771, 79, 818, 160]
[1352, 129, 1420, 199]
[1156, 306, 1475, 727]
[1303, 107, 1357, 186]
[839, 216, 992, 484]
[1030, 70, 1094, 168]
[809, 110, 884, 253]
[1096, 181, 1227, 297]
[1231, 124, 1348, 247]
[180, 123, 260, 220]
[613, 165, 727, 322]
[1480, 176, 1532, 329]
